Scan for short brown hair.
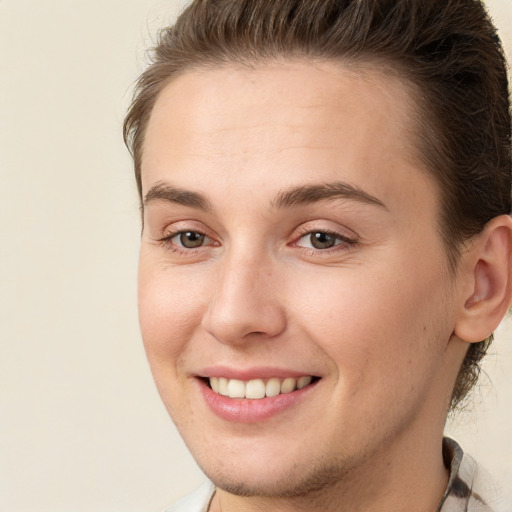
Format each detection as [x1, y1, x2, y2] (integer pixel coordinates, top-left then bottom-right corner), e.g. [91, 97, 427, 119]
[124, 0, 511, 410]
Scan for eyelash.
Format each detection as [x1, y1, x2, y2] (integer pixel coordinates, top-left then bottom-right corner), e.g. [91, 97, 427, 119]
[158, 230, 216, 255]
[292, 227, 358, 254]
[158, 227, 358, 256]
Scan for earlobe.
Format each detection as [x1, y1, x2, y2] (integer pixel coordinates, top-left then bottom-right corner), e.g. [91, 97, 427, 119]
[454, 215, 512, 343]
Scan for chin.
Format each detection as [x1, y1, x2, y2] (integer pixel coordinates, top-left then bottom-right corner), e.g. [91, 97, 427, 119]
[197, 450, 356, 499]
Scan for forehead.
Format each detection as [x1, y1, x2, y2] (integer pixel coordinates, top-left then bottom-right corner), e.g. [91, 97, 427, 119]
[142, 60, 435, 219]
[144, 61, 417, 158]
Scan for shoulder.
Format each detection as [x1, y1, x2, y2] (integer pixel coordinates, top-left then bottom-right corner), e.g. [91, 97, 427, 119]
[439, 438, 510, 512]
[162, 481, 216, 512]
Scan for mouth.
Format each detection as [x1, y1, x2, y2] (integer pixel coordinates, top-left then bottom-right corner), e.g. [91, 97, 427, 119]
[204, 375, 319, 399]
[197, 372, 321, 423]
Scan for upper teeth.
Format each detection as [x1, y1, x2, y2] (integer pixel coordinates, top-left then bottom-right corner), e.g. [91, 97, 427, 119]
[209, 376, 313, 399]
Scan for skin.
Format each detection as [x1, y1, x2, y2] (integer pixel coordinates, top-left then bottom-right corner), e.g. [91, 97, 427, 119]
[137, 61, 504, 512]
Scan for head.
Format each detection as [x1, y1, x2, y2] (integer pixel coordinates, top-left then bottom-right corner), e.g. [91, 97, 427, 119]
[124, 0, 512, 501]
[125, 0, 511, 411]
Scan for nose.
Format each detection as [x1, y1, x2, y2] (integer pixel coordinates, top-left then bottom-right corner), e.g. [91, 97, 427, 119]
[201, 254, 287, 345]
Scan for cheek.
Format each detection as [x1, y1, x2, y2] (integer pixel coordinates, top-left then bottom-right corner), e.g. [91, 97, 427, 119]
[137, 258, 209, 426]
[288, 263, 453, 449]
[290, 256, 452, 391]
[137, 254, 207, 373]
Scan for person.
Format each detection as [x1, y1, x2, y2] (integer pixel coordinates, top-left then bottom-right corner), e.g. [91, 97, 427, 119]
[123, 0, 512, 510]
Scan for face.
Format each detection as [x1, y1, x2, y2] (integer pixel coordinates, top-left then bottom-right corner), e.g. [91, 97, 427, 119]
[138, 61, 465, 497]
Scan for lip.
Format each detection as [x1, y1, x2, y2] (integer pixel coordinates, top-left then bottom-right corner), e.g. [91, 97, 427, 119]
[196, 373, 320, 424]
[198, 366, 316, 380]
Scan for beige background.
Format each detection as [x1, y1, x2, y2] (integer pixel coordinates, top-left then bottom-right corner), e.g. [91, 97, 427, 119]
[0, 1, 511, 510]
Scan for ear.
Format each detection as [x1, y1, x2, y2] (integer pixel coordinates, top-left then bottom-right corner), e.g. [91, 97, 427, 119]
[454, 215, 512, 343]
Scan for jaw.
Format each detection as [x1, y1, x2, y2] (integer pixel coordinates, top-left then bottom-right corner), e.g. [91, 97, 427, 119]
[164, 362, 452, 512]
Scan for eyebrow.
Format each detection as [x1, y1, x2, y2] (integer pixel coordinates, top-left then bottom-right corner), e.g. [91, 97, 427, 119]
[271, 181, 387, 210]
[142, 180, 386, 212]
[143, 182, 212, 211]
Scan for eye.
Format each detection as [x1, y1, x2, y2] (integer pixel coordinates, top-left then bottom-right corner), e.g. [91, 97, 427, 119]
[307, 232, 339, 249]
[159, 228, 216, 252]
[294, 230, 356, 251]
[176, 231, 206, 248]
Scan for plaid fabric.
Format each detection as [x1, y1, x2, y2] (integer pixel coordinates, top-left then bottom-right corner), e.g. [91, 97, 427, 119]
[438, 437, 508, 512]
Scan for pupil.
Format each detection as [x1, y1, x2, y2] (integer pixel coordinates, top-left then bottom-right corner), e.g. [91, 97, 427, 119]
[180, 231, 205, 248]
[311, 232, 335, 249]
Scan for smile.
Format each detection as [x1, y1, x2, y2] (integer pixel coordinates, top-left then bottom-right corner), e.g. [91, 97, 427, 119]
[209, 376, 315, 399]
[199, 373, 321, 423]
